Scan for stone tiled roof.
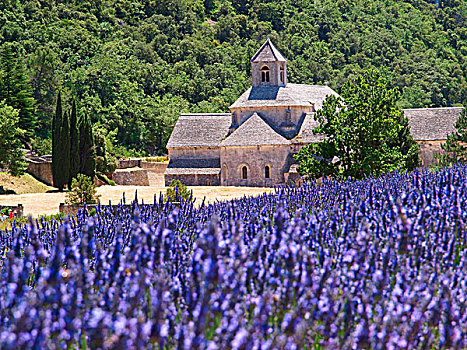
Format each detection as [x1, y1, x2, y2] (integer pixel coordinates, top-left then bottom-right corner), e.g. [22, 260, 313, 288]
[166, 113, 231, 148]
[251, 38, 286, 62]
[221, 113, 290, 147]
[292, 113, 324, 144]
[165, 168, 221, 175]
[404, 107, 463, 141]
[229, 84, 339, 109]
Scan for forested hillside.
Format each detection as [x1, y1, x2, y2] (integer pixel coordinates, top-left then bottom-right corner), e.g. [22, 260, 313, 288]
[0, 0, 465, 155]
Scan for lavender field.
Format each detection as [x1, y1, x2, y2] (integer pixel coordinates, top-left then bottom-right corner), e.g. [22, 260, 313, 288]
[1, 167, 467, 349]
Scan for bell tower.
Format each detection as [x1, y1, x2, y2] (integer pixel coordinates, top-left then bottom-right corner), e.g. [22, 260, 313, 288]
[251, 38, 287, 87]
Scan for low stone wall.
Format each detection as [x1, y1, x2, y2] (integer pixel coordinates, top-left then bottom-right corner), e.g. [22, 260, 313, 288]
[117, 159, 140, 169]
[118, 159, 168, 172]
[165, 173, 220, 186]
[112, 169, 150, 186]
[0, 204, 24, 217]
[27, 160, 53, 186]
[140, 161, 168, 173]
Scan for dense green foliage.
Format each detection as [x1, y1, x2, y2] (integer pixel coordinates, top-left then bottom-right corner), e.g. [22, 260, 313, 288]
[55, 110, 71, 191]
[94, 125, 118, 177]
[52, 90, 62, 187]
[69, 99, 80, 187]
[0, 101, 26, 176]
[64, 173, 100, 205]
[53, 93, 96, 190]
[166, 179, 192, 201]
[0, 0, 465, 154]
[0, 43, 35, 143]
[78, 113, 96, 179]
[294, 70, 420, 179]
[434, 108, 467, 168]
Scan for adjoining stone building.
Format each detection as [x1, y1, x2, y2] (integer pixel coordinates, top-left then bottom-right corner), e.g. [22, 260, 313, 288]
[165, 38, 464, 186]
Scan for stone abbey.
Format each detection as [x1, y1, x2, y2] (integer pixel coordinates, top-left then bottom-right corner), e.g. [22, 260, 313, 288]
[165, 39, 463, 186]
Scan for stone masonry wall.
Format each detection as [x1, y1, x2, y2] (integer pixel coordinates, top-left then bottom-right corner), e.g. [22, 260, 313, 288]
[221, 145, 291, 187]
[418, 141, 444, 168]
[165, 173, 220, 186]
[140, 162, 168, 173]
[27, 160, 53, 186]
[112, 169, 150, 186]
[169, 146, 220, 159]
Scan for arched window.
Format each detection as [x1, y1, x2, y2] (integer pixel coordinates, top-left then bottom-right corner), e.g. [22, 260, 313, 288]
[242, 166, 248, 180]
[280, 65, 284, 83]
[265, 165, 271, 179]
[261, 66, 270, 83]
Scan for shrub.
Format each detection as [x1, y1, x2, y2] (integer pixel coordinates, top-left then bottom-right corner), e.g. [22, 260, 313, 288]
[97, 173, 116, 186]
[166, 180, 192, 202]
[144, 156, 169, 163]
[0, 186, 15, 195]
[65, 174, 100, 205]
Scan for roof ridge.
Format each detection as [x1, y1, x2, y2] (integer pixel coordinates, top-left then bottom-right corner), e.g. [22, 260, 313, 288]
[221, 112, 289, 146]
[403, 107, 464, 111]
[180, 113, 231, 116]
[250, 38, 287, 63]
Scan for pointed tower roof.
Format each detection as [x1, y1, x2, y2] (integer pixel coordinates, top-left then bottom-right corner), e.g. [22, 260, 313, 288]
[251, 38, 287, 63]
[221, 113, 290, 146]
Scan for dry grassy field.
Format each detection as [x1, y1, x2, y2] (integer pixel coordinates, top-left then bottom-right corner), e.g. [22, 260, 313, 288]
[0, 185, 274, 217]
[0, 172, 53, 194]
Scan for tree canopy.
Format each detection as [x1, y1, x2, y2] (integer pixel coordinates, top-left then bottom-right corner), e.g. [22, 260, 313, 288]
[0, 101, 26, 176]
[0, 0, 465, 155]
[294, 70, 420, 180]
[434, 108, 467, 168]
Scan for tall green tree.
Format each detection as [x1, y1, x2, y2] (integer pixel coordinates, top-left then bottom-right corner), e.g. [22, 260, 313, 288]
[0, 43, 36, 143]
[69, 99, 80, 187]
[294, 70, 420, 180]
[28, 45, 59, 138]
[0, 101, 26, 176]
[78, 113, 96, 178]
[94, 125, 118, 177]
[52, 91, 62, 189]
[54, 110, 71, 191]
[434, 108, 467, 168]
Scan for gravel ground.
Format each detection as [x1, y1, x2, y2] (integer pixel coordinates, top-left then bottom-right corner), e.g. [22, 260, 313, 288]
[0, 185, 274, 217]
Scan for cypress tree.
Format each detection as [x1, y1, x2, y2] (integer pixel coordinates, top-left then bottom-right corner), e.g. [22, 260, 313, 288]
[78, 113, 95, 178]
[0, 43, 36, 142]
[55, 110, 71, 191]
[69, 99, 80, 187]
[52, 91, 62, 189]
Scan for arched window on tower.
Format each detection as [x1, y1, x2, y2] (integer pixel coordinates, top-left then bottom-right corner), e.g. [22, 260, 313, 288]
[265, 165, 271, 179]
[280, 65, 284, 84]
[261, 65, 270, 83]
[242, 166, 248, 180]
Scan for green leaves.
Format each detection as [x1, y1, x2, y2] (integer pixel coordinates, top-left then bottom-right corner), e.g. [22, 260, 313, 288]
[295, 69, 420, 180]
[1, 0, 466, 155]
[65, 173, 100, 205]
[0, 101, 26, 176]
[436, 108, 467, 168]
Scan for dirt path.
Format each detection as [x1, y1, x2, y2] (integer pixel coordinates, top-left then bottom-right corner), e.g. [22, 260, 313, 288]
[0, 185, 274, 217]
